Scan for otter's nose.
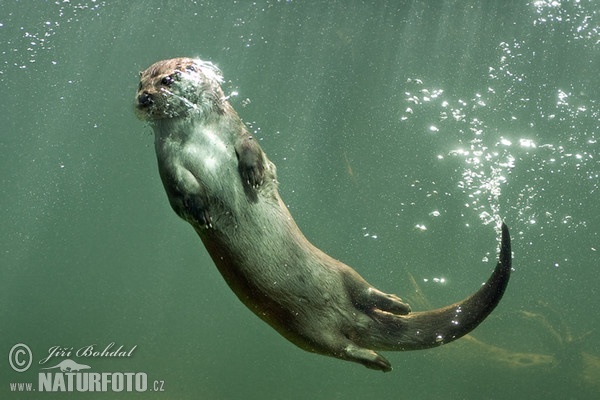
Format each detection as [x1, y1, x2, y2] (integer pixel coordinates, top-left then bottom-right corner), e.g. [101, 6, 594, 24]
[138, 92, 154, 108]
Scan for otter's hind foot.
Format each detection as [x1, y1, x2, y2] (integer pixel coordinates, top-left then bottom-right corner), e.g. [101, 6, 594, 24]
[361, 288, 411, 315]
[343, 343, 392, 372]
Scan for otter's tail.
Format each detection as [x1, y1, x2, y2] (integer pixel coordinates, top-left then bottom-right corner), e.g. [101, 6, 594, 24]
[373, 223, 511, 351]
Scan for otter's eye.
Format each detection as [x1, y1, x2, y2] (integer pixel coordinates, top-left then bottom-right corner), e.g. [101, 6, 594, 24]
[161, 71, 183, 87]
[186, 65, 196, 72]
[161, 75, 175, 86]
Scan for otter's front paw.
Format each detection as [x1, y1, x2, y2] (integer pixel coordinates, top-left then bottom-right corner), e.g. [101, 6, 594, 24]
[236, 138, 265, 188]
[239, 161, 264, 189]
[183, 197, 212, 228]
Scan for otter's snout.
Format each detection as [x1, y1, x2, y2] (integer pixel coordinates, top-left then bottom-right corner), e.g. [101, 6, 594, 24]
[138, 92, 154, 108]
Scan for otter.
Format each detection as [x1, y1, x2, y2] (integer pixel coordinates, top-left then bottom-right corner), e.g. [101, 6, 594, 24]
[135, 57, 511, 372]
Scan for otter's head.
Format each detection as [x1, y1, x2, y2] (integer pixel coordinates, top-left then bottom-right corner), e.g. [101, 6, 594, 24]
[135, 57, 225, 120]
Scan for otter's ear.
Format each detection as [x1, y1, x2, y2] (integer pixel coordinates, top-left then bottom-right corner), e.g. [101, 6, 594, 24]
[139, 71, 143, 77]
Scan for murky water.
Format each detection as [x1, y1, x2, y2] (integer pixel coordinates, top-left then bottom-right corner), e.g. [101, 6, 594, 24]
[1, 1, 598, 399]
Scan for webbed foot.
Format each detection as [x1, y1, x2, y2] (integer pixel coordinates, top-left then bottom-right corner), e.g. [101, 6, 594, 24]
[364, 288, 412, 315]
[343, 343, 392, 372]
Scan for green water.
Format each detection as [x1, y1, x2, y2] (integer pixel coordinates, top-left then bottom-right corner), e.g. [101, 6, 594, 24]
[1, 1, 598, 399]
